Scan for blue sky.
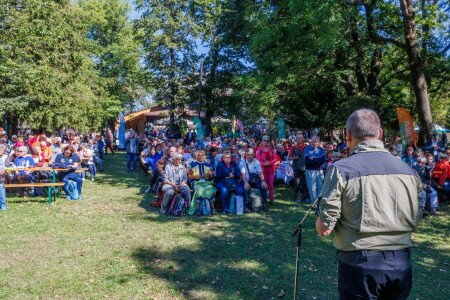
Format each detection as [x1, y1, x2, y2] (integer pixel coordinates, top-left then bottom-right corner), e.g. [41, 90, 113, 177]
[126, 0, 140, 20]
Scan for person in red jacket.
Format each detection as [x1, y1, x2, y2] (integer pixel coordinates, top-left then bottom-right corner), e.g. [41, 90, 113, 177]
[256, 135, 278, 204]
[432, 152, 449, 186]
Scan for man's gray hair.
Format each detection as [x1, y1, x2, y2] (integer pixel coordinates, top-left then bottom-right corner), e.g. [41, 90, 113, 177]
[346, 109, 381, 139]
[172, 152, 182, 160]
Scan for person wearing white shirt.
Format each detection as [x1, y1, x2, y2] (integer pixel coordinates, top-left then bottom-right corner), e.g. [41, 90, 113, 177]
[240, 148, 268, 212]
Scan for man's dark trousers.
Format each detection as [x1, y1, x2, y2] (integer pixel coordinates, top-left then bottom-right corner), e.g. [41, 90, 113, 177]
[338, 249, 412, 300]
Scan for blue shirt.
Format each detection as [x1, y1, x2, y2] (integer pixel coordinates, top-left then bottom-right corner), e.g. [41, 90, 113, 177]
[14, 156, 36, 176]
[144, 154, 161, 172]
[54, 153, 81, 178]
[304, 145, 325, 170]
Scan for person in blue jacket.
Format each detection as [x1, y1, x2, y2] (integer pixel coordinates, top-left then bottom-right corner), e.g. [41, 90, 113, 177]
[402, 145, 417, 168]
[425, 133, 445, 161]
[143, 147, 162, 193]
[304, 136, 325, 204]
[54, 145, 83, 199]
[13, 145, 36, 196]
[215, 151, 244, 213]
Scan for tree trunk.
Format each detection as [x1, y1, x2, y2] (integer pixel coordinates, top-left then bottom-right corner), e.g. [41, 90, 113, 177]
[203, 36, 220, 137]
[349, 13, 367, 93]
[367, 48, 382, 98]
[399, 0, 433, 144]
[169, 47, 176, 132]
[204, 109, 213, 138]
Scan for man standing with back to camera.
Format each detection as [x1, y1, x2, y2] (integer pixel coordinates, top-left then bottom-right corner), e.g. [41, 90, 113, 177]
[316, 109, 422, 299]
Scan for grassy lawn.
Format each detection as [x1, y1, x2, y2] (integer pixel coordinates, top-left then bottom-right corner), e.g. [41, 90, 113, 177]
[0, 153, 448, 300]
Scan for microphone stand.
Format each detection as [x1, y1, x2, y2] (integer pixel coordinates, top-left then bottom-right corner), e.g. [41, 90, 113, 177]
[292, 197, 321, 300]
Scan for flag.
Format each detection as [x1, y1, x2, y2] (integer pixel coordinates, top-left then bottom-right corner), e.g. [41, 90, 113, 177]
[194, 117, 204, 144]
[396, 108, 415, 146]
[277, 117, 286, 139]
[118, 113, 125, 149]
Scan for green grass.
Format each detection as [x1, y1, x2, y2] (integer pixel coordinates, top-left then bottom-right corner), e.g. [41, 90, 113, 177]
[0, 153, 448, 299]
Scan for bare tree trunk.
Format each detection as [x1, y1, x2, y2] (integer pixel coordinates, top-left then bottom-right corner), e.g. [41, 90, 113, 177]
[169, 47, 176, 132]
[349, 12, 367, 93]
[399, 0, 433, 144]
[203, 38, 220, 137]
[204, 109, 213, 138]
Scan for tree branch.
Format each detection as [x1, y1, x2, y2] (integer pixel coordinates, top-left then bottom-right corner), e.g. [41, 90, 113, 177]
[440, 42, 450, 55]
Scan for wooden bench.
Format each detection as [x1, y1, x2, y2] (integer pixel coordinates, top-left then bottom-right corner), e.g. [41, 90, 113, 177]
[5, 182, 65, 205]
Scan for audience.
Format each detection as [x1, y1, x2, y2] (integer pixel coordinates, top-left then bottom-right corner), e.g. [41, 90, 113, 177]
[0, 126, 448, 218]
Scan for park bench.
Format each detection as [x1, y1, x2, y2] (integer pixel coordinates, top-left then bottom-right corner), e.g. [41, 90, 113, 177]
[4, 167, 88, 205]
[5, 182, 65, 205]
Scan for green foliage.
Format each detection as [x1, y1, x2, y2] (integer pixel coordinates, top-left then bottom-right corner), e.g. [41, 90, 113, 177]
[232, 0, 449, 132]
[0, 0, 143, 132]
[1, 0, 448, 133]
[79, 0, 145, 113]
[134, 0, 200, 129]
[186, 0, 251, 134]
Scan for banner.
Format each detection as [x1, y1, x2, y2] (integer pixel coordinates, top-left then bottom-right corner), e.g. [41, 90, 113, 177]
[194, 117, 204, 144]
[277, 117, 286, 139]
[396, 108, 415, 146]
[118, 113, 125, 149]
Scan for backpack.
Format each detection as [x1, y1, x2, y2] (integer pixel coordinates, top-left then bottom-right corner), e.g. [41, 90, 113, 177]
[249, 188, 262, 212]
[227, 194, 236, 214]
[67, 180, 80, 200]
[151, 183, 164, 207]
[199, 197, 212, 215]
[167, 194, 188, 216]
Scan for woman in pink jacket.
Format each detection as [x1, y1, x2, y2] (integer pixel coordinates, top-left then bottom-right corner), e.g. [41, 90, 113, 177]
[256, 135, 278, 204]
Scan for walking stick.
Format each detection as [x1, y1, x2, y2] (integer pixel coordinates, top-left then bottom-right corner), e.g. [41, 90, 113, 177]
[292, 197, 321, 300]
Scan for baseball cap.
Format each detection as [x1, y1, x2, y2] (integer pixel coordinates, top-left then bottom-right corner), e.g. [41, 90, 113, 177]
[262, 135, 269, 141]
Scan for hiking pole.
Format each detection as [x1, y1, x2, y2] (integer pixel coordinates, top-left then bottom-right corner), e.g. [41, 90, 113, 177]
[292, 196, 321, 300]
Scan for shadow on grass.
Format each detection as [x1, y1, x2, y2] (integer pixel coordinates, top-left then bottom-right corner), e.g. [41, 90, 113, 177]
[110, 151, 450, 299]
[129, 200, 450, 299]
[6, 196, 49, 204]
[126, 187, 338, 299]
[409, 203, 450, 298]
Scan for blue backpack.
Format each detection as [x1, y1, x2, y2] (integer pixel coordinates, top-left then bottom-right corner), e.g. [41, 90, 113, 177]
[227, 194, 236, 214]
[167, 194, 188, 216]
[67, 180, 80, 200]
[199, 198, 212, 215]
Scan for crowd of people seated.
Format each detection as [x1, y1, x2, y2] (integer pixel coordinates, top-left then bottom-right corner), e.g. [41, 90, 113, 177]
[136, 128, 449, 217]
[0, 126, 448, 216]
[0, 129, 110, 210]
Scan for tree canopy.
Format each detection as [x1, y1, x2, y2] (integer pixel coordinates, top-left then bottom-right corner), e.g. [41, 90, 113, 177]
[0, 0, 448, 137]
[0, 0, 142, 132]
